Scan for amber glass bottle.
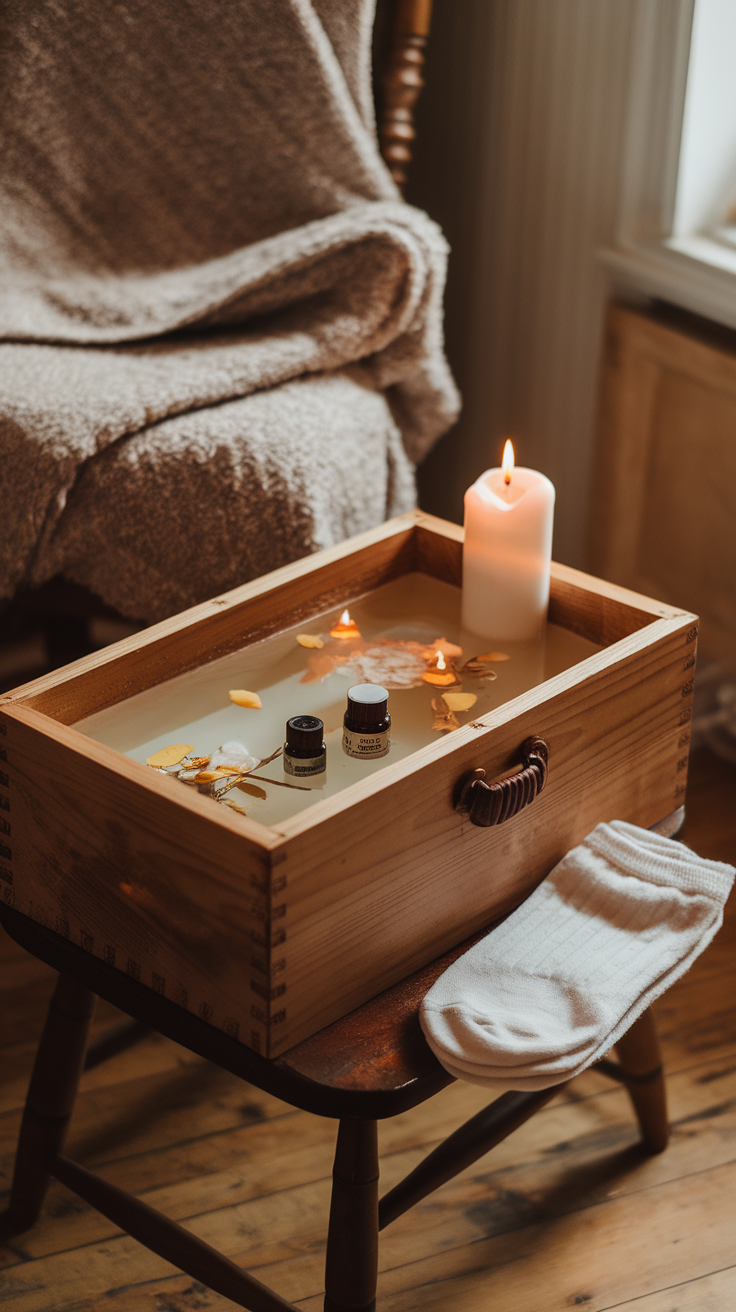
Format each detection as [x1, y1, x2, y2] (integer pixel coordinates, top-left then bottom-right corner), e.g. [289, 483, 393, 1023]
[342, 685, 390, 760]
[283, 715, 327, 782]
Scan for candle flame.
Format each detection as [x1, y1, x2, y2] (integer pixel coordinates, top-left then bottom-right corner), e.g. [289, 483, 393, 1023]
[422, 645, 459, 686]
[502, 439, 515, 486]
[329, 608, 362, 640]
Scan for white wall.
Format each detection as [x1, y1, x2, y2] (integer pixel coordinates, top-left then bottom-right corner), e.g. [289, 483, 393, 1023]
[409, 0, 650, 568]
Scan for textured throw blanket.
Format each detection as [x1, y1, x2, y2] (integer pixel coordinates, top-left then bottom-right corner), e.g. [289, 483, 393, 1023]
[0, 0, 458, 621]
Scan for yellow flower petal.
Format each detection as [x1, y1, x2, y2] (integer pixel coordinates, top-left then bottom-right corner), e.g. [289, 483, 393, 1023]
[441, 693, 478, 713]
[296, 634, 325, 649]
[476, 651, 510, 662]
[146, 744, 194, 768]
[229, 689, 263, 709]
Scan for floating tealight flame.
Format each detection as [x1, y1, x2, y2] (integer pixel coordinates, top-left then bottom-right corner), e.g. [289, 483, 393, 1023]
[502, 439, 515, 486]
[330, 608, 361, 640]
[422, 647, 460, 687]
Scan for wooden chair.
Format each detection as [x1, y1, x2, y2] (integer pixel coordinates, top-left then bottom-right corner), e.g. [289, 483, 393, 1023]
[0, 898, 668, 1312]
[0, 0, 434, 674]
[376, 0, 433, 189]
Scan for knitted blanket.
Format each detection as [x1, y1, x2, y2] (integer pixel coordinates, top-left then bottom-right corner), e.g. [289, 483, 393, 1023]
[0, 0, 458, 621]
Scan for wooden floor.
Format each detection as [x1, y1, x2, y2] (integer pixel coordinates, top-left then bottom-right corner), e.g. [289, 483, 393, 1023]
[1, 748, 735, 1312]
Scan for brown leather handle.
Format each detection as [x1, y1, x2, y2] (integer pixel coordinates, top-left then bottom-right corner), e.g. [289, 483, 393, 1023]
[454, 737, 549, 828]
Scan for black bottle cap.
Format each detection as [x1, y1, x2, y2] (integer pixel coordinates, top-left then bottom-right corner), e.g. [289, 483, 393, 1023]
[346, 684, 389, 725]
[286, 715, 324, 753]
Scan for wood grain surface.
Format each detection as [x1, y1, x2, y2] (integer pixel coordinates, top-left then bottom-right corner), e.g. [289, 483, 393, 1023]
[0, 747, 734, 1309]
[0, 513, 699, 1057]
[589, 302, 736, 662]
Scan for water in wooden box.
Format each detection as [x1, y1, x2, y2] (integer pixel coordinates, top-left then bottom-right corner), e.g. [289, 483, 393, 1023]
[75, 573, 601, 829]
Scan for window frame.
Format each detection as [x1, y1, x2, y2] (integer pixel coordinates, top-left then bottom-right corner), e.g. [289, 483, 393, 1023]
[599, 0, 736, 332]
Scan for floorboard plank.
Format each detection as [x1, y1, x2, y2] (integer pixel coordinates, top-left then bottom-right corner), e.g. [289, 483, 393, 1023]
[0, 747, 733, 1310]
[3, 1053, 736, 1293]
[369, 1160, 736, 1311]
[608, 1266, 736, 1310]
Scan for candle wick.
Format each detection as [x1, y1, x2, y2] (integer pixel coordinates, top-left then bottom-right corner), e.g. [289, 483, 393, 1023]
[504, 472, 511, 486]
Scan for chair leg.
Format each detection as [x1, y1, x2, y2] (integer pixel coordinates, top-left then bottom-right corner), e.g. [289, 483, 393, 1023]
[324, 1119, 379, 1312]
[615, 1007, 669, 1155]
[7, 973, 95, 1231]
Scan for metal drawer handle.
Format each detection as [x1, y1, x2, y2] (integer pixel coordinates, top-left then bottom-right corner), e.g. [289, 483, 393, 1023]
[454, 736, 549, 828]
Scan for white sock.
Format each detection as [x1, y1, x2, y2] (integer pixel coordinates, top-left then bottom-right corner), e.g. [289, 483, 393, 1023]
[420, 821, 734, 1091]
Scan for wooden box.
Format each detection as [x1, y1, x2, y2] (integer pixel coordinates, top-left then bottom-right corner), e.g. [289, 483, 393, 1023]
[0, 512, 697, 1058]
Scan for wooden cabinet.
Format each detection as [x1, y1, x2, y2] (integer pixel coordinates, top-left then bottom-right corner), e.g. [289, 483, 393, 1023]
[589, 303, 736, 662]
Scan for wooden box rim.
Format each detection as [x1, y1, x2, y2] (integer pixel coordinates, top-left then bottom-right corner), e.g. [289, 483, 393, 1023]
[0, 511, 696, 855]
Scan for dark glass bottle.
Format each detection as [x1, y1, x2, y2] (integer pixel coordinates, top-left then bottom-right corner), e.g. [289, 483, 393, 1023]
[283, 715, 326, 783]
[342, 684, 391, 760]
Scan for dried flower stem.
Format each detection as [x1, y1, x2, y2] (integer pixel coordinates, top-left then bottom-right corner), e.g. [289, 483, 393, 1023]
[241, 774, 310, 792]
[213, 747, 313, 796]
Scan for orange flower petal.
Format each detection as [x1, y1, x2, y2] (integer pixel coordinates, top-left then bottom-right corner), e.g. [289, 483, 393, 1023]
[229, 689, 262, 709]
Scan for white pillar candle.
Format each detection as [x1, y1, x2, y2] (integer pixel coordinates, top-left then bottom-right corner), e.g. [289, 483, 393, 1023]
[461, 442, 555, 640]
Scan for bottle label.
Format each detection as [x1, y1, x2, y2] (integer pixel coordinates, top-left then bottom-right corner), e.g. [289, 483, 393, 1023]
[342, 728, 390, 759]
[284, 752, 326, 778]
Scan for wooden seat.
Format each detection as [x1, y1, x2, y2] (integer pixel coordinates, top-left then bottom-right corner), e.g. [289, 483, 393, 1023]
[0, 901, 668, 1312]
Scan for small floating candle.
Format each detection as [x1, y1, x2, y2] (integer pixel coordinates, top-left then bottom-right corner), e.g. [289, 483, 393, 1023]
[421, 650, 461, 687]
[329, 609, 361, 641]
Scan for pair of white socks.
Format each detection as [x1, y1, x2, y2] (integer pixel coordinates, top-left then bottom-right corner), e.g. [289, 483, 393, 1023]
[420, 821, 734, 1091]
